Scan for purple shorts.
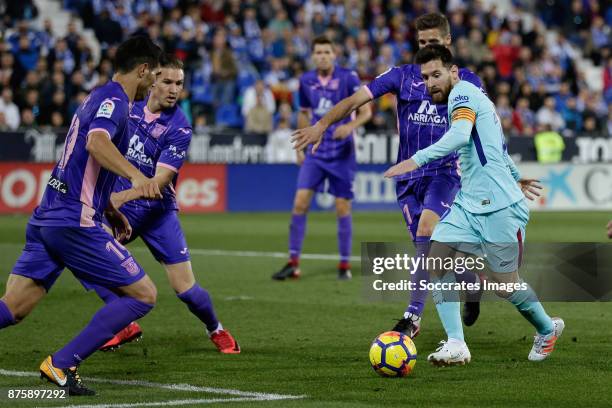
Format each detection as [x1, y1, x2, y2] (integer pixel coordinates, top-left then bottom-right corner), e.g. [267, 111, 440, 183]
[11, 222, 146, 292]
[119, 205, 189, 265]
[396, 174, 461, 240]
[296, 155, 356, 199]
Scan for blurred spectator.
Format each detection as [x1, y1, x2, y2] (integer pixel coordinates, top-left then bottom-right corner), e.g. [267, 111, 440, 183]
[211, 30, 237, 107]
[512, 97, 536, 137]
[20, 108, 35, 128]
[50, 111, 65, 128]
[94, 11, 123, 47]
[561, 97, 582, 136]
[242, 80, 276, 118]
[47, 39, 75, 75]
[534, 125, 565, 163]
[536, 96, 565, 132]
[0, 88, 20, 130]
[245, 91, 273, 135]
[0, 0, 607, 142]
[266, 118, 295, 163]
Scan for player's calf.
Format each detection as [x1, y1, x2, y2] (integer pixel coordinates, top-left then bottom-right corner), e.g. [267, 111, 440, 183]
[0, 275, 47, 325]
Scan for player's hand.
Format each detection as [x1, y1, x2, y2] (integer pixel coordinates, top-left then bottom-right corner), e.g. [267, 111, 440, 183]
[104, 202, 132, 243]
[607, 220, 612, 239]
[384, 159, 419, 178]
[517, 178, 542, 201]
[296, 149, 305, 166]
[332, 124, 353, 140]
[292, 123, 325, 154]
[131, 174, 162, 200]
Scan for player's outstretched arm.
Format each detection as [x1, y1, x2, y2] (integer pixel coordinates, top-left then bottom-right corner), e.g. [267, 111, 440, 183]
[110, 166, 175, 208]
[86, 131, 162, 200]
[333, 101, 373, 140]
[384, 119, 472, 178]
[292, 87, 372, 153]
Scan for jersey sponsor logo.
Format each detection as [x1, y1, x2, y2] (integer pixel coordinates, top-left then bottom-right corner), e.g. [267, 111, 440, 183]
[407, 100, 448, 126]
[96, 99, 115, 118]
[127, 134, 154, 166]
[47, 176, 68, 194]
[168, 144, 186, 160]
[412, 81, 424, 88]
[452, 95, 469, 103]
[314, 97, 333, 116]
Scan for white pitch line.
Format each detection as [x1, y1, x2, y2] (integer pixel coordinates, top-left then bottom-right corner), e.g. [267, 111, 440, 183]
[70, 398, 290, 408]
[0, 243, 361, 262]
[57, 398, 269, 408]
[0, 369, 305, 405]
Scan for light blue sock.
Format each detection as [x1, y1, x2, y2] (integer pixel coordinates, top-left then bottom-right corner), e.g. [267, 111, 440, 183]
[507, 282, 554, 335]
[431, 272, 464, 342]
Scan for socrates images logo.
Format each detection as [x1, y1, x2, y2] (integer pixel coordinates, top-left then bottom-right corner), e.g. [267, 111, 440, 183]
[407, 100, 447, 126]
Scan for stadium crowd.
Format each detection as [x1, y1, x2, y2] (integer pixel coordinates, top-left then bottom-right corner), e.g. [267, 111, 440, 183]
[0, 0, 610, 140]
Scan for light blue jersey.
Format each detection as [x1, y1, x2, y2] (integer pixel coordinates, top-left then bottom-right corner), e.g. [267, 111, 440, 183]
[412, 80, 524, 214]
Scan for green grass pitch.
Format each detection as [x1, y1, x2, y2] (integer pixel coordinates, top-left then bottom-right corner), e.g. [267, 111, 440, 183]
[0, 211, 610, 407]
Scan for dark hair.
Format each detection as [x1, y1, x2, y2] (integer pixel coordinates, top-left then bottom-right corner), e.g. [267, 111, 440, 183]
[415, 13, 450, 37]
[159, 53, 184, 70]
[311, 35, 334, 51]
[415, 44, 454, 67]
[113, 36, 162, 74]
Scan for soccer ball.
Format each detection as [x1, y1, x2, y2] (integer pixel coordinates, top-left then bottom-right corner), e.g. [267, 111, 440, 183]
[369, 331, 417, 377]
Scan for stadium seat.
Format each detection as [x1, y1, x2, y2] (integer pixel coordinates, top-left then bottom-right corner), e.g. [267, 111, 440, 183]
[215, 104, 244, 128]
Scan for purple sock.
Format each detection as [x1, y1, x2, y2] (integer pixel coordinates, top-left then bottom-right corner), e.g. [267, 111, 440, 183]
[289, 214, 307, 260]
[52, 296, 153, 368]
[177, 284, 219, 333]
[0, 300, 15, 328]
[93, 285, 120, 304]
[337, 215, 352, 263]
[406, 236, 431, 317]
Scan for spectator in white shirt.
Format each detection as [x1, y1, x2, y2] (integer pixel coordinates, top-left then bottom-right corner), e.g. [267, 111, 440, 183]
[242, 79, 276, 118]
[536, 96, 565, 132]
[0, 88, 20, 130]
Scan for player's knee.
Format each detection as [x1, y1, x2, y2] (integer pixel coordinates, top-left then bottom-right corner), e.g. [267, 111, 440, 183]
[293, 201, 310, 214]
[416, 226, 434, 237]
[335, 200, 351, 217]
[143, 285, 158, 305]
[135, 283, 157, 305]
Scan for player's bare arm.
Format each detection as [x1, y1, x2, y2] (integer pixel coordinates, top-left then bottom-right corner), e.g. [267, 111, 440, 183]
[111, 166, 175, 208]
[332, 101, 372, 140]
[86, 131, 162, 200]
[296, 109, 311, 164]
[292, 87, 372, 152]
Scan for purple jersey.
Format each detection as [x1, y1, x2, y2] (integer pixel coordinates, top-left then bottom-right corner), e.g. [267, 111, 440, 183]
[365, 65, 482, 180]
[30, 81, 130, 227]
[299, 66, 361, 160]
[113, 98, 191, 211]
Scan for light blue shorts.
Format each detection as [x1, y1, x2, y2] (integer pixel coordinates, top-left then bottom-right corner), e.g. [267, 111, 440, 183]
[431, 200, 529, 273]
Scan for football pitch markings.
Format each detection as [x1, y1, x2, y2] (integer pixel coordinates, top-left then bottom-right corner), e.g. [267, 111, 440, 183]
[0, 243, 361, 262]
[0, 369, 306, 406]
